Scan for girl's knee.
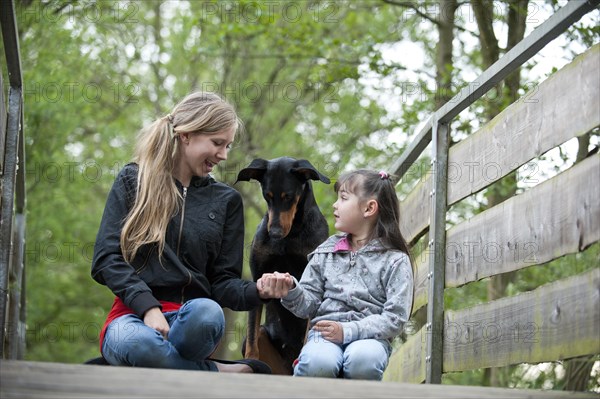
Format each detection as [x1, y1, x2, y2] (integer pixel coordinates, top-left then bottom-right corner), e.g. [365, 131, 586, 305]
[343, 361, 385, 380]
[343, 342, 388, 380]
[294, 353, 341, 378]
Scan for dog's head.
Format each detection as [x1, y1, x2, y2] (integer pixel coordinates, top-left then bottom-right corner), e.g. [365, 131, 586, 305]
[236, 157, 330, 239]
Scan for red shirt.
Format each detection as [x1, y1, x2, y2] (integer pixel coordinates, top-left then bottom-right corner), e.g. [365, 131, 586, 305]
[99, 297, 182, 351]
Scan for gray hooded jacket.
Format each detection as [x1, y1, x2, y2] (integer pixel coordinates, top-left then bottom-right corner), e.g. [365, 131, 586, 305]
[281, 234, 413, 346]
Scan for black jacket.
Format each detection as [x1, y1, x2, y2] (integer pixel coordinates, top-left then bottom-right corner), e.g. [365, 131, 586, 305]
[92, 163, 261, 317]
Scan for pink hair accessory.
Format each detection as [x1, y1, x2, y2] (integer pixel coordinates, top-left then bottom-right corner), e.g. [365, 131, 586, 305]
[378, 171, 389, 180]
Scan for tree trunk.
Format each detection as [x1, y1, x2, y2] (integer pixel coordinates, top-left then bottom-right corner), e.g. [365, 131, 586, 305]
[470, 0, 500, 67]
[435, 0, 458, 110]
[505, 0, 529, 103]
[576, 133, 591, 162]
[471, 0, 501, 121]
[563, 355, 594, 391]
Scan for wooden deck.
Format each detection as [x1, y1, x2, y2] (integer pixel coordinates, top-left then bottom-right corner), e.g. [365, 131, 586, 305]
[1, 360, 596, 398]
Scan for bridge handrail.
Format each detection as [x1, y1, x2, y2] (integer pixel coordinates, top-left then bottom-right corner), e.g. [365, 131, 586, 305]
[385, 0, 600, 384]
[0, 0, 26, 359]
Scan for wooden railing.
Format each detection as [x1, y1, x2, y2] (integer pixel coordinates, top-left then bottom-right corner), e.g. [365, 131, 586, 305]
[0, 0, 26, 359]
[384, 0, 600, 384]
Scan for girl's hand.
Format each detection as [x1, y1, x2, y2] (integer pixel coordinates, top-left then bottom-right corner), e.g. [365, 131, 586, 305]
[313, 320, 343, 344]
[143, 307, 170, 339]
[257, 272, 294, 299]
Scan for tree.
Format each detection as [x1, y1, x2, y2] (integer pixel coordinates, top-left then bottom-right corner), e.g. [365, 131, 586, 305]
[16, 0, 404, 362]
[15, 0, 145, 362]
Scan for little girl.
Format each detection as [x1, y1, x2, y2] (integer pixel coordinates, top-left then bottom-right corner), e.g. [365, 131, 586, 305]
[259, 169, 414, 380]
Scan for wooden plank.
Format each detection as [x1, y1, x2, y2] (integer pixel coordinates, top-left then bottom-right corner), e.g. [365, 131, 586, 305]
[412, 248, 429, 313]
[390, 116, 433, 179]
[447, 43, 600, 205]
[443, 268, 600, 372]
[384, 324, 426, 383]
[1, 360, 596, 398]
[393, 243, 427, 381]
[397, 44, 600, 244]
[446, 154, 599, 287]
[399, 175, 431, 244]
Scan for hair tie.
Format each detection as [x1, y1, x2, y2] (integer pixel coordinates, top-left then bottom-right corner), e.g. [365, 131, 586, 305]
[378, 171, 390, 180]
[164, 114, 175, 137]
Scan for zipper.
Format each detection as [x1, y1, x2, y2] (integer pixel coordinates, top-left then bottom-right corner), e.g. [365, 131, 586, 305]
[350, 251, 357, 267]
[177, 186, 192, 303]
[176, 187, 187, 257]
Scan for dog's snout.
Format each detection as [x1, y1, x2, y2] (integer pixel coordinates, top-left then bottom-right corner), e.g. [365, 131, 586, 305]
[267, 214, 286, 240]
[267, 207, 296, 240]
[269, 226, 285, 240]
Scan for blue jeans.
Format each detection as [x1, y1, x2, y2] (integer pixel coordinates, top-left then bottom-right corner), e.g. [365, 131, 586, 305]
[102, 298, 223, 371]
[294, 330, 391, 380]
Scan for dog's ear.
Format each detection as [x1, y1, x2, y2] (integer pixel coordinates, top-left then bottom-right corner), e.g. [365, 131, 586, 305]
[290, 160, 331, 184]
[236, 158, 269, 183]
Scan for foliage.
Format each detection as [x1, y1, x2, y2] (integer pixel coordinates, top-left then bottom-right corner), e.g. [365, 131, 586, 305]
[15, 0, 405, 363]
[7, 0, 598, 391]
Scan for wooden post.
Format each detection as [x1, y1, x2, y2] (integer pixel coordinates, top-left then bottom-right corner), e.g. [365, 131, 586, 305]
[425, 121, 449, 384]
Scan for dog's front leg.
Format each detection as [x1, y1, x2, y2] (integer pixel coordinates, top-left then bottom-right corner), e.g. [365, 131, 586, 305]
[244, 304, 263, 360]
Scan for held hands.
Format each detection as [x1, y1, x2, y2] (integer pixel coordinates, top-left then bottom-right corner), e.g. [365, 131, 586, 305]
[257, 272, 294, 299]
[256, 274, 344, 343]
[313, 320, 344, 344]
[143, 307, 170, 339]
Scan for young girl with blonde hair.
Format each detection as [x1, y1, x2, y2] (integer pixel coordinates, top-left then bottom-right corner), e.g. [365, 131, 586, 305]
[260, 170, 414, 380]
[92, 92, 271, 373]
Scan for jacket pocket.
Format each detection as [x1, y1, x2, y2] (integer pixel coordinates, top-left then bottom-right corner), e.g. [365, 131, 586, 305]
[197, 208, 225, 244]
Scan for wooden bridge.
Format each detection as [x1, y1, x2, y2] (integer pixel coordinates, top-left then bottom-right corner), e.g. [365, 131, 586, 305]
[0, 359, 596, 398]
[1, 0, 598, 397]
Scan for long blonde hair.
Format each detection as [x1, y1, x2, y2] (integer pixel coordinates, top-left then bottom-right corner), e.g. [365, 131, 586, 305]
[121, 92, 241, 263]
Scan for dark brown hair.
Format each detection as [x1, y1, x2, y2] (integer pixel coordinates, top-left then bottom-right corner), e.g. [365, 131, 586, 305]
[334, 170, 412, 260]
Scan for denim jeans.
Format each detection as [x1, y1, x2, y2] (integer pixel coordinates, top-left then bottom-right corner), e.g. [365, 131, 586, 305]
[294, 330, 391, 380]
[102, 298, 224, 371]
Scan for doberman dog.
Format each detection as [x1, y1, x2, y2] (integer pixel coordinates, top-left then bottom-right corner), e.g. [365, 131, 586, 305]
[236, 157, 330, 374]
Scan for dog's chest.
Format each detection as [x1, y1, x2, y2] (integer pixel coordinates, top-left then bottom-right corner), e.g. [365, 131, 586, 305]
[256, 235, 307, 257]
[253, 239, 307, 276]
